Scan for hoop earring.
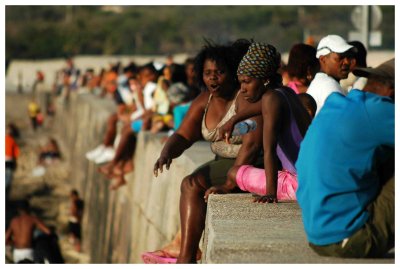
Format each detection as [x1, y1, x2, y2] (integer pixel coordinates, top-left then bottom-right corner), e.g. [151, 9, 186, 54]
[263, 80, 270, 87]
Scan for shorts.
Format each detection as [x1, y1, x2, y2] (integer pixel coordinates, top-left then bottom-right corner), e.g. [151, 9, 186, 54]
[236, 165, 298, 200]
[68, 221, 81, 239]
[131, 120, 143, 133]
[13, 248, 34, 263]
[191, 156, 236, 186]
[152, 114, 173, 127]
[192, 155, 264, 187]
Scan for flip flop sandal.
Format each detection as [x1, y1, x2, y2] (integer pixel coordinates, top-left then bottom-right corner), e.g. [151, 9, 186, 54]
[141, 251, 177, 264]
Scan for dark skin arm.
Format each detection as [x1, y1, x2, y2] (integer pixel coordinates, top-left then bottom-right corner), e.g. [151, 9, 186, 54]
[34, 216, 51, 235]
[5, 220, 14, 245]
[216, 99, 262, 142]
[153, 92, 208, 177]
[117, 103, 137, 123]
[254, 91, 284, 203]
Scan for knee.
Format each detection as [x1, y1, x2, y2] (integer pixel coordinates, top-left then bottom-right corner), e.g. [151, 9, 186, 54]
[180, 175, 207, 194]
[227, 165, 241, 182]
[108, 113, 118, 124]
[122, 123, 133, 134]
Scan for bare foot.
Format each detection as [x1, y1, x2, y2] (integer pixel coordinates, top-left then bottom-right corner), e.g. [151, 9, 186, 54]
[123, 160, 134, 173]
[112, 161, 124, 176]
[157, 232, 201, 260]
[98, 162, 114, 179]
[150, 121, 165, 134]
[149, 248, 201, 260]
[109, 174, 126, 190]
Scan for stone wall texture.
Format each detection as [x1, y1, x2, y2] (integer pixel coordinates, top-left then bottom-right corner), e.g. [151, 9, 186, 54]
[50, 92, 393, 264]
[53, 92, 213, 263]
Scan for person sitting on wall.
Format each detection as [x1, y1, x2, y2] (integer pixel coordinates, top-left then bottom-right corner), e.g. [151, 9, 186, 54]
[296, 58, 394, 258]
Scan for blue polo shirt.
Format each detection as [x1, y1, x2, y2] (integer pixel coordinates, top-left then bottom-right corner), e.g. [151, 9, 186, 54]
[295, 89, 394, 245]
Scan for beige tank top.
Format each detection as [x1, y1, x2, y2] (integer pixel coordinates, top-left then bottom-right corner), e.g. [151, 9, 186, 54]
[201, 92, 242, 158]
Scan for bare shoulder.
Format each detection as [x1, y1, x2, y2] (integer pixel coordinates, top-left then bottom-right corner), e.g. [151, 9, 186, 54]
[262, 89, 284, 108]
[174, 91, 209, 140]
[235, 92, 248, 109]
[9, 217, 17, 228]
[180, 91, 209, 120]
[191, 91, 209, 108]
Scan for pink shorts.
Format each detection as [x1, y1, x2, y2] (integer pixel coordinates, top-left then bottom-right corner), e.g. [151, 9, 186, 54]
[236, 165, 298, 201]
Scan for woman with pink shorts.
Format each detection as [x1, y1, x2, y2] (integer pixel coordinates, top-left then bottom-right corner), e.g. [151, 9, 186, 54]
[205, 42, 311, 203]
[236, 165, 298, 201]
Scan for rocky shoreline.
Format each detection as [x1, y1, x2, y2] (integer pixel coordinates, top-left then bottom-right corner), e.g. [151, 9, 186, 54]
[5, 93, 88, 263]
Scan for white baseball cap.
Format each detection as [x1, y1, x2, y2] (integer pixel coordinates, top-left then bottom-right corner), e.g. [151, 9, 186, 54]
[316, 35, 354, 58]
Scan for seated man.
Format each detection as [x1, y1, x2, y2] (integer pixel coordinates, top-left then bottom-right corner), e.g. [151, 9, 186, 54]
[307, 35, 354, 115]
[296, 58, 394, 258]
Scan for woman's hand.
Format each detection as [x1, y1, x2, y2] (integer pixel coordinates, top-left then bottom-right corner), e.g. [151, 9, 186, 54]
[153, 155, 172, 177]
[216, 117, 236, 143]
[252, 194, 278, 203]
[204, 185, 230, 202]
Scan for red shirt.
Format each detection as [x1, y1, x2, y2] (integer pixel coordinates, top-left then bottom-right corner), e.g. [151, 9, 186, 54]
[5, 134, 19, 160]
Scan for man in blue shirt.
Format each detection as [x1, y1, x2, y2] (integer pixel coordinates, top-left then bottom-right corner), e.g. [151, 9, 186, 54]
[296, 58, 394, 258]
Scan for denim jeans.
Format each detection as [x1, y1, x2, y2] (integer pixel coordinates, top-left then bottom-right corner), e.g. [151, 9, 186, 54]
[6, 167, 13, 189]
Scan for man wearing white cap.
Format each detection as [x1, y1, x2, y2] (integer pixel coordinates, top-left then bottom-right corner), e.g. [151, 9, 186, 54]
[296, 58, 394, 258]
[307, 34, 354, 115]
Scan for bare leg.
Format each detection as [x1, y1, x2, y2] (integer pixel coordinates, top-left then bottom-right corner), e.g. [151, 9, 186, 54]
[122, 159, 134, 173]
[161, 230, 201, 259]
[150, 120, 165, 134]
[112, 123, 134, 162]
[103, 113, 118, 147]
[177, 173, 209, 263]
[109, 173, 127, 190]
[112, 160, 125, 176]
[204, 165, 241, 202]
[141, 111, 154, 131]
[101, 122, 136, 178]
[113, 159, 134, 176]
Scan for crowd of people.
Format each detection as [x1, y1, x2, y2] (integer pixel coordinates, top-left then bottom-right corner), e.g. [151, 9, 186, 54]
[79, 56, 201, 189]
[5, 33, 394, 263]
[142, 35, 394, 263]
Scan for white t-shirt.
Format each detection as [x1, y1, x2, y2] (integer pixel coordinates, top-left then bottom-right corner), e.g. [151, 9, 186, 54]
[143, 81, 157, 110]
[307, 72, 345, 115]
[130, 81, 157, 122]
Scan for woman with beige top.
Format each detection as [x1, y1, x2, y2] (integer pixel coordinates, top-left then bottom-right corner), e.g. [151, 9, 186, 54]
[143, 39, 263, 264]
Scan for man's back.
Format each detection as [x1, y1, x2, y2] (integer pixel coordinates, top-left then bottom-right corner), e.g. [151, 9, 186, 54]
[9, 214, 37, 248]
[296, 90, 394, 245]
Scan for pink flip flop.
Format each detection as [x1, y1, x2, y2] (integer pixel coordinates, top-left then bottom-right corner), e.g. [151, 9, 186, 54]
[141, 251, 177, 264]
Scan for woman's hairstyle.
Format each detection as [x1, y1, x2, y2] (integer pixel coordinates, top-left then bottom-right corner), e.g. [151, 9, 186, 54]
[193, 39, 251, 91]
[163, 63, 187, 84]
[237, 42, 283, 89]
[348, 41, 367, 68]
[287, 43, 320, 81]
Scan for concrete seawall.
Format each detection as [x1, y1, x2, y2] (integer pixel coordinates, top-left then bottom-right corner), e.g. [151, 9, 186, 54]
[203, 194, 394, 263]
[53, 92, 213, 263]
[52, 92, 393, 264]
